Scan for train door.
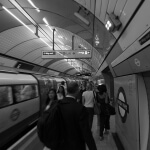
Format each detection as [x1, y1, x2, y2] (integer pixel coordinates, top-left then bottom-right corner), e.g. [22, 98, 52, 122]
[114, 75, 140, 150]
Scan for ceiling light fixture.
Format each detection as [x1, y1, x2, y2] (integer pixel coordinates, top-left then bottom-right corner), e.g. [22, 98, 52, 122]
[4, 1, 52, 44]
[79, 44, 87, 50]
[105, 13, 122, 32]
[2, 5, 34, 33]
[9, 0, 37, 26]
[27, 0, 40, 12]
[1, 3, 81, 71]
[1, 4, 54, 50]
[43, 18, 57, 34]
[36, 8, 40, 12]
[43, 17, 49, 26]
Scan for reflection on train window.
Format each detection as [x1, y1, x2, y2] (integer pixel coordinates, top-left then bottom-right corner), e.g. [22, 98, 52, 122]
[13, 85, 39, 102]
[0, 86, 13, 108]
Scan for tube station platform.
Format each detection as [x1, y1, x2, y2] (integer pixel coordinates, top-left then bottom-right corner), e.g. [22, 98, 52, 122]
[8, 115, 118, 150]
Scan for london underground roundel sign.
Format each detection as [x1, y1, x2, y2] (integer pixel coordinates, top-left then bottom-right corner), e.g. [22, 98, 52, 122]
[117, 87, 129, 123]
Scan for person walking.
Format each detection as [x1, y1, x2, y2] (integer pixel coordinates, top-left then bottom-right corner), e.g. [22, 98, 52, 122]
[97, 84, 110, 141]
[60, 82, 97, 150]
[44, 88, 58, 150]
[82, 82, 95, 129]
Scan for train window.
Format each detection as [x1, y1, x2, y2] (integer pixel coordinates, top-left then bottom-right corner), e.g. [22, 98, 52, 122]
[13, 84, 39, 102]
[0, 86, 13, 108]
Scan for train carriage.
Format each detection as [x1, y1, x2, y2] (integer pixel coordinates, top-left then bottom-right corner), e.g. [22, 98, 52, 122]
[0, 72, 40, 148]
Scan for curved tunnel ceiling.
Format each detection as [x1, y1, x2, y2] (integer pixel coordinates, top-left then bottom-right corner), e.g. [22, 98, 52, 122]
[0, 0, 118, 76]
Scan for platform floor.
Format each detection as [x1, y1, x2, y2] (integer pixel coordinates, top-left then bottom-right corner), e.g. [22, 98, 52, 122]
[43, 115, 118, 150]
[90, 115, 117, 150]
[10, 115, 118, 150]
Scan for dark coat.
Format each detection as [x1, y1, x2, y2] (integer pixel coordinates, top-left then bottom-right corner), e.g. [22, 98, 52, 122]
[59, 97, 97, 150]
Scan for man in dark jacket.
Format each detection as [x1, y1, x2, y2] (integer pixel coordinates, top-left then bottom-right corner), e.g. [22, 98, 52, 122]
[60, 82, 97, 150]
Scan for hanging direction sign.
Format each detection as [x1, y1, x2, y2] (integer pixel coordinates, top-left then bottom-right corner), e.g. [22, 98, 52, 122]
[42, 50, 92, 59]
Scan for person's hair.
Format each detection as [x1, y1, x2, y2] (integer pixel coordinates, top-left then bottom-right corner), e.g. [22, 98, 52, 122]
[67, 82, 79, 94]
[57, 85, 65, 97]
[46, 88, 57, 105]
[97, 84, 107, 94]
[86, 82, 93, 90]
[61, 81, 65, 85]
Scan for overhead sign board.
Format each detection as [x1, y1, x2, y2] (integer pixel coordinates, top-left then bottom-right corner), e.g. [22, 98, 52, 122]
[42, 50, 92, 59]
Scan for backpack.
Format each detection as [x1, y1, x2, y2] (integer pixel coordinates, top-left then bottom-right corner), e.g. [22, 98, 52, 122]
[37, 100, 65, 149]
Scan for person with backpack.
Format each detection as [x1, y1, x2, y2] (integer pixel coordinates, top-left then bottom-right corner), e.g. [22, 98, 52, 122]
[37, 82, 97, 150]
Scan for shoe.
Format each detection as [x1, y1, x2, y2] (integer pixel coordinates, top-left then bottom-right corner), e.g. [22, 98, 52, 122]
[99, 136, 104, 141]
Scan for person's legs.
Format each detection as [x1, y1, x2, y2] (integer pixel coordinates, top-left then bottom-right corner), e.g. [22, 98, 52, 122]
[99, 114, 105, 139]
[97, 114, 100, 126]
[104, 115, 110, 134]
[86, 107, 94, 129]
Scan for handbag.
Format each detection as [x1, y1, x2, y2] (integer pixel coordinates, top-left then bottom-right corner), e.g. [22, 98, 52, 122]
[93, 91, 100, 115]
[105, 103, 116, 115]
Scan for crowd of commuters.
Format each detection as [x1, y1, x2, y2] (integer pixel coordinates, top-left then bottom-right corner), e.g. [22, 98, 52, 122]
[43, 80, 112, 150]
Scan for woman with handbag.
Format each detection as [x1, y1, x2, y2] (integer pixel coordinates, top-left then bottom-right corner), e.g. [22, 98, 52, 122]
[97, 84, 110, 141]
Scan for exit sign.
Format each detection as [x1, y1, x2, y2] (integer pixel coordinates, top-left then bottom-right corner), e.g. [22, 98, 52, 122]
[42, 50, 92, 59]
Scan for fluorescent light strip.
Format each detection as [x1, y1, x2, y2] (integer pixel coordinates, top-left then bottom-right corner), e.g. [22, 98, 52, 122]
[2, 5, 54, 50]
[43, 17, 49, 26]
[28, 0, 36, 7]
[80, 44, 87, 50]
[2, 4, 80, 70]
[2, 6, 34, 33]
[39, 38, 52, 49]
[27, 0, 40, 12]
[9, 0, 52, 42]
[43, 18, 57, 35]
[9, 0, 36, 25]
[28, 0, 38, 9]
[36, 8, 40, 12]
